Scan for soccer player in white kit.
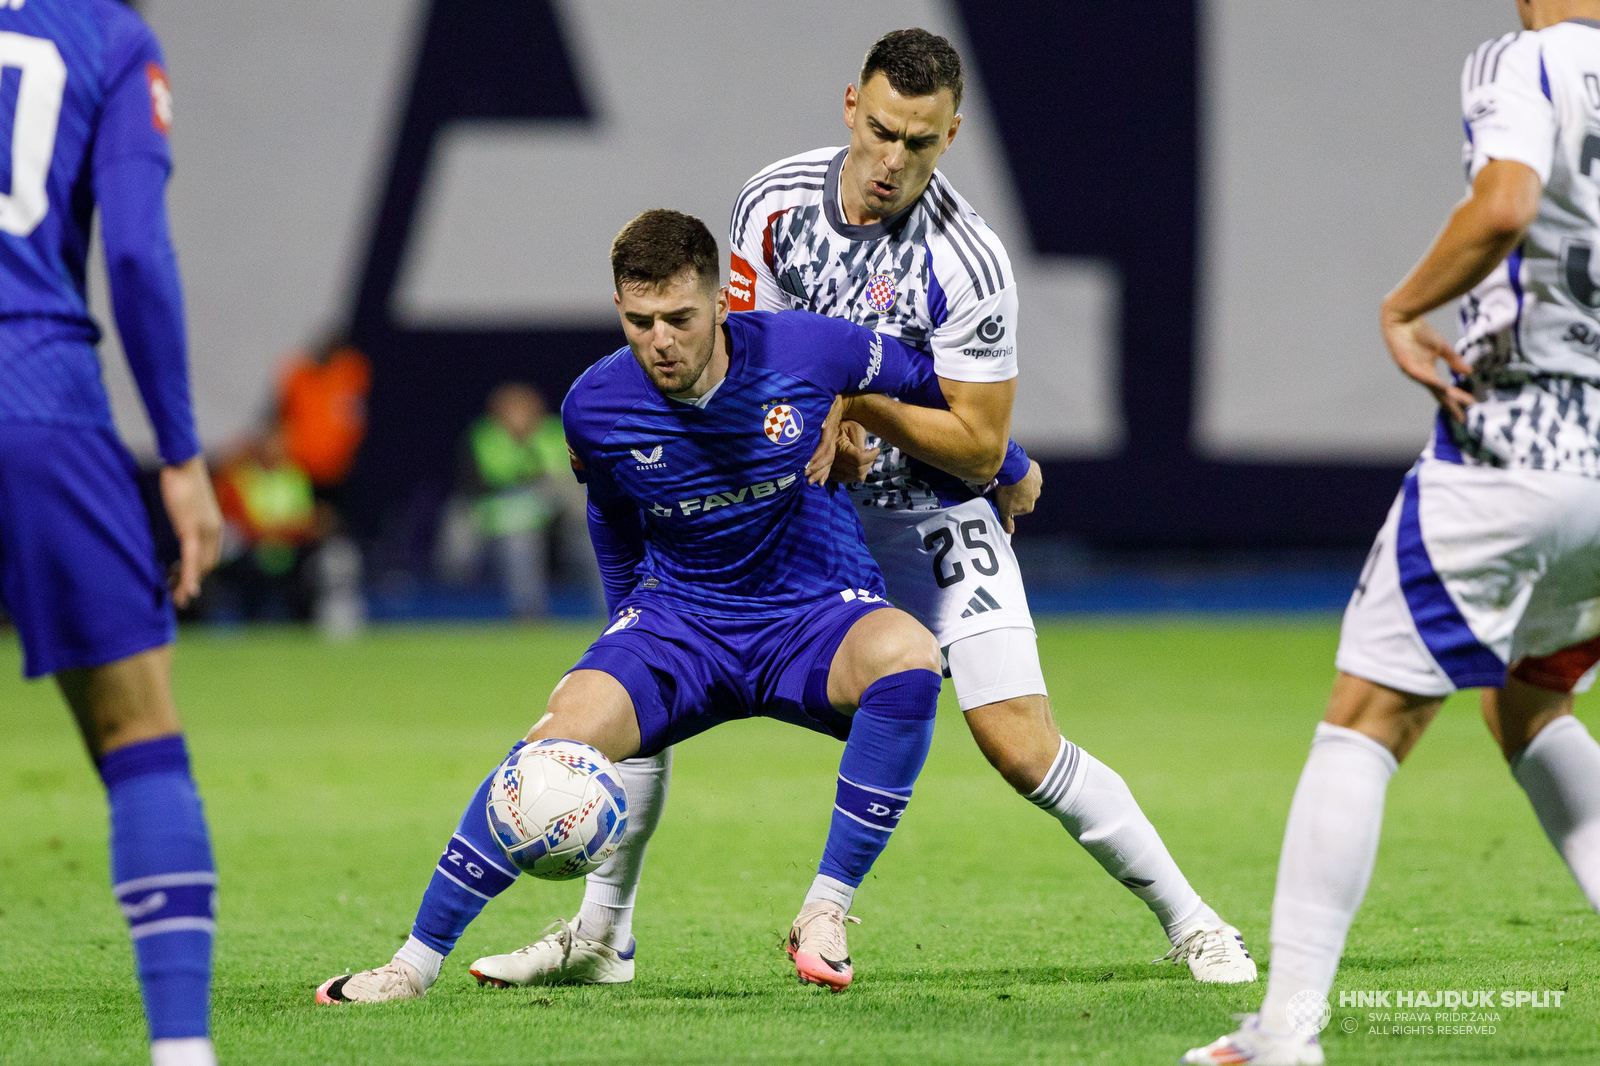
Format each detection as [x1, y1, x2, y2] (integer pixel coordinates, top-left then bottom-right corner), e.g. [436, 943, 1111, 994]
[470, 28, 1255, 990]
[1185, 3, 1600, 1063]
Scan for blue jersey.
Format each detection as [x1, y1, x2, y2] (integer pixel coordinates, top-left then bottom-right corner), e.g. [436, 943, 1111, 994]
[0, 0, 196, 464]
[564, 310, 943, 620]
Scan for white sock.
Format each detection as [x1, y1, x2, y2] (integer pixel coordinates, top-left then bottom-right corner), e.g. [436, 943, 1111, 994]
[1511, 714, 1600, 910]
[804, 874, 855, 912]
[575, 748, 672, 949]
[150, 1038, 216, 1066]
[1260, 723, 1397, 1035]
[393, 934, 443, 989]
[1028, 735, 1214, 941]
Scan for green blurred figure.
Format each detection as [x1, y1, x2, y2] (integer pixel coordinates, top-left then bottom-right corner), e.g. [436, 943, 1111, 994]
[441, 383, 594, 617]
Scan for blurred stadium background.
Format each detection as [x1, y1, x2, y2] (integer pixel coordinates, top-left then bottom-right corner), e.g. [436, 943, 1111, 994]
[70, 0, 1520, 622]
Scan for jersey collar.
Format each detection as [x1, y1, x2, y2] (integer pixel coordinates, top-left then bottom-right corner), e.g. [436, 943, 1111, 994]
[1567, 17, 1600, 28]
[822, 148, 923, 241]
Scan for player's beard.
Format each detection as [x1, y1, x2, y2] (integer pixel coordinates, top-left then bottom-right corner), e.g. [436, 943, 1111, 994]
[650, 329, 715, 397]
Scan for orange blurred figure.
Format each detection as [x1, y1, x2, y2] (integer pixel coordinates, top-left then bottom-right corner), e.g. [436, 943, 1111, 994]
[278, 331, 372, 489]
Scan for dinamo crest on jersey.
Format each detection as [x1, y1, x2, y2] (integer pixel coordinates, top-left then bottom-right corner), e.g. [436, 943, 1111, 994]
[864, 272, 898, 313]
[604, 607, 641, 634]
[763, 404, 803, 445]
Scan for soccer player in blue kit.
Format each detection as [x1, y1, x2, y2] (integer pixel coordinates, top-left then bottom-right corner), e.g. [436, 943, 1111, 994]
[0, 3, 223, 1065]
[318, 208, 963, 1002]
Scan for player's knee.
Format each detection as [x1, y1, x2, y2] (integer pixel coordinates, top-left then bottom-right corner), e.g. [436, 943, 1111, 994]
[57, 647, 181, 756]
[870, 616, 940, 678]
[966, 696, 1059, 794]
[535, 669, 639, 754]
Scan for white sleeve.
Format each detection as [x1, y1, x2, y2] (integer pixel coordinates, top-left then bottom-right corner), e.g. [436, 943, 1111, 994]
[1462, 33, 1556, 184]
[930, 281, 1018, 383]
[729, 199, 786, 312]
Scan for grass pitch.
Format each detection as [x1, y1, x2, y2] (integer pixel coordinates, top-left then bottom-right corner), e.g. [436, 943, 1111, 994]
[2, 621, 1597, 1064]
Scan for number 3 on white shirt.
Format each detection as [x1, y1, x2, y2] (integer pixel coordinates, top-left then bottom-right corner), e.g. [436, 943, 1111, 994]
[0, 31, 66, 238]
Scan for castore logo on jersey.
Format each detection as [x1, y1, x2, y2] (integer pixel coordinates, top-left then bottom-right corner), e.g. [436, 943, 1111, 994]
[630, 445, 665, 468]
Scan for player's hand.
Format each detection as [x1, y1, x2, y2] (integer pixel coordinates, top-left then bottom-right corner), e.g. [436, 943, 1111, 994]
[806, 396, 848, 485]
[993, 459, 1042, 534]
[1381, 306, 1475, 422]
[829, 421, 879, 483]
[160, 454, 224, 608]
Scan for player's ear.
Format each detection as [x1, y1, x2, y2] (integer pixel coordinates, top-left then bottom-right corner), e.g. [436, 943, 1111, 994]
[843, 83, 858, 130]
[714, 284, 731, 324]
[943, 112, 962, 154]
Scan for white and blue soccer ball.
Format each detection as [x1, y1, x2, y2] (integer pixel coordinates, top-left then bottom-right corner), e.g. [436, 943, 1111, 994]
[486, 739, 628, 880]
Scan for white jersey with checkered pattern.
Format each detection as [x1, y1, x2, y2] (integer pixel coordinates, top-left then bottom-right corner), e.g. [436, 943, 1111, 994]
[1440, 20, 1600, 476]
[728, 146, 1018, 511]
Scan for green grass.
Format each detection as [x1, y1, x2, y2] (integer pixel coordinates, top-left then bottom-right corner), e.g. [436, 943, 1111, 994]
[1, 621, 1597, 1064]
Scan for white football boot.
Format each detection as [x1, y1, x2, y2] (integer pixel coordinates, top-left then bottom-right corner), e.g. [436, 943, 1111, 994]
[1159, 924, 1258, 984]
[316, 959, 426, 1004]
[1182, 1014, 1325, 1065]
[470, 918, 635, 987]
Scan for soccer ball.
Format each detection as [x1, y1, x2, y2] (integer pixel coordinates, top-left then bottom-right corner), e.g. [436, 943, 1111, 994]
[486, 739, 628, 880]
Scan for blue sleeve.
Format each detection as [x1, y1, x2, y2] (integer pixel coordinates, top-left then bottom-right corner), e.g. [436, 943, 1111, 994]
[92, 25, 197, 465]
[995, 440, 1031, 486]
[563, 386, 644, 613]
[788, 313, 944, 408]
[586, 498, 646, 615]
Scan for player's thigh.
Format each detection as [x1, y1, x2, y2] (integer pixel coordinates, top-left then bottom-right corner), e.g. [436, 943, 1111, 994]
[0, 422, 175, 683]
[565, 601, 747, 758]
[536, 668, 640, 761]
[824, 605, 939, 709]
[859, 496, 1035, 648]
[944, 624, 1047, 712]
[946, 627, 1059, 791]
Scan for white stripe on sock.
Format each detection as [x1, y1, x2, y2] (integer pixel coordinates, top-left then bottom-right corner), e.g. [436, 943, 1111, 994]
[435, 866, 492, 901]
[129, 917, 216, 939]
[114, 871, 217, 895]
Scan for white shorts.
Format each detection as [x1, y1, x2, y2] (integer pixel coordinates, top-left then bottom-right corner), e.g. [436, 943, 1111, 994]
[1337, 459, 1600, 697]
[856, 495, 1037, 646]
[856, 496, 1046, 708]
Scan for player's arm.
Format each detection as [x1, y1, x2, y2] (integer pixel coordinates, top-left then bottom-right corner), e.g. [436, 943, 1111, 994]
[727, 192, 786, 312]
[586, 494, 646, 617]
[846, 271, 1026, 484]
[93, 38, 220, 606]
[842, 376, 1013, 484]
[1382, 34, 1553, 421]
[1380, 161, 1542, 419]
[800, 315, 1004, 483]
[562, 405, 644, 615]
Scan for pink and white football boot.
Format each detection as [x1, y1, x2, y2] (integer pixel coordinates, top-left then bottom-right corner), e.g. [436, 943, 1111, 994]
[786, 900, 861, 992]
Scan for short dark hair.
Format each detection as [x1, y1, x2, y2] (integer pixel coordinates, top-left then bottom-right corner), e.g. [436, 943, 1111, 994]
[860, 28, 963, 112]
[610, 209, 719, 292]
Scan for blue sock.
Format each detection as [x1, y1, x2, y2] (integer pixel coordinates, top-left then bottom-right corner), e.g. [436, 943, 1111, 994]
[815, 669, 940, 899]
[409, 742, 525, 956]
[99, 736, 215, 1042]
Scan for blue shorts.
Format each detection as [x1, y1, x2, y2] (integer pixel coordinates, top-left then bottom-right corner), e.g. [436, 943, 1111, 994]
[571, 593, 890, 757]
[0, 422, 175, 678]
